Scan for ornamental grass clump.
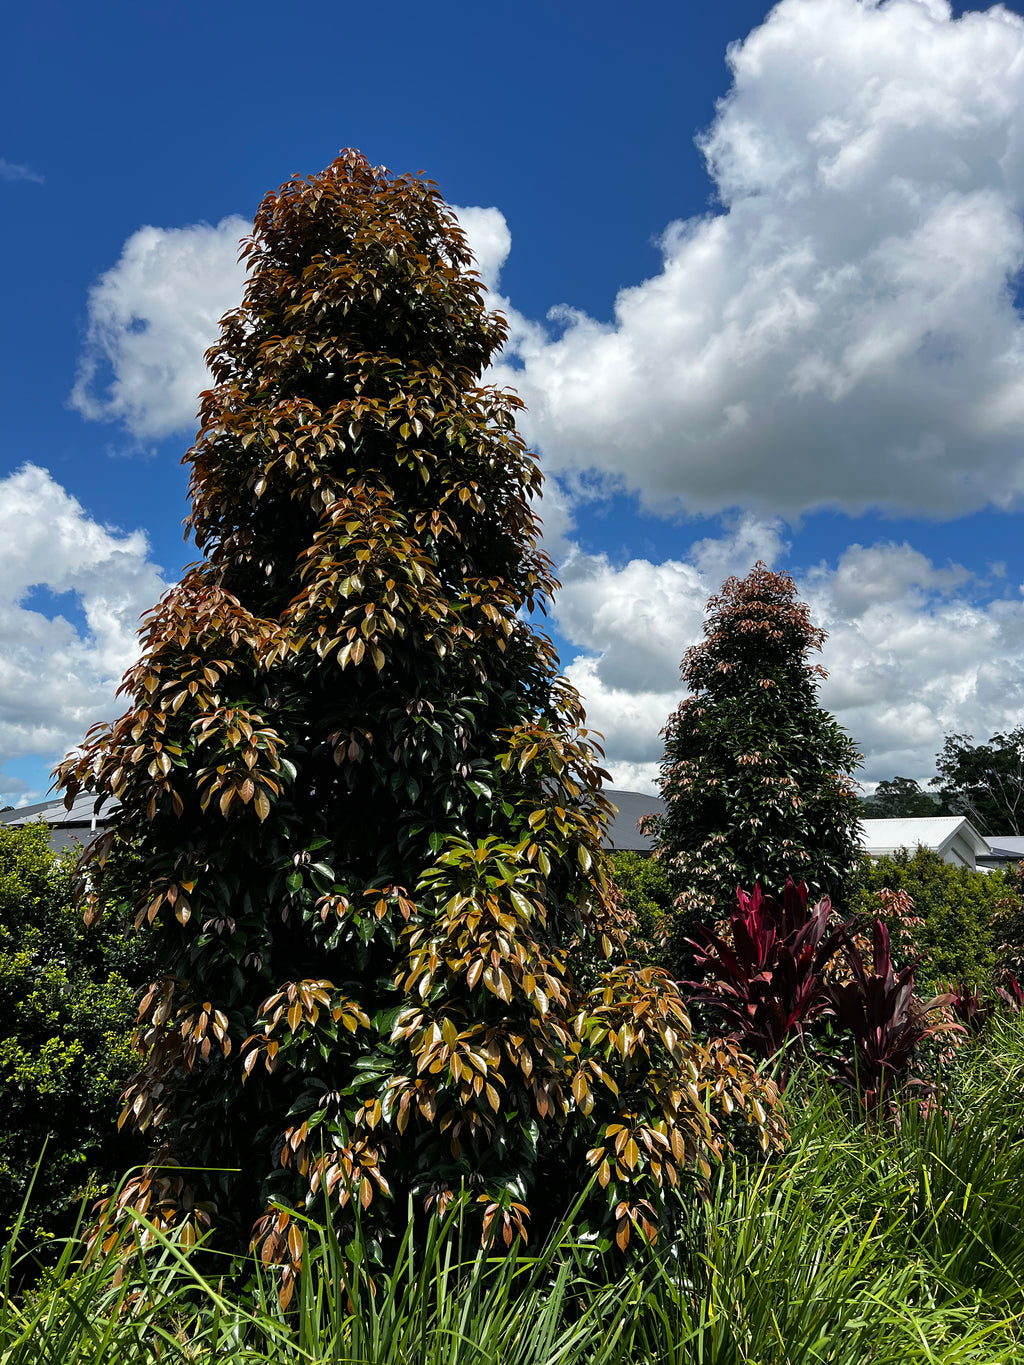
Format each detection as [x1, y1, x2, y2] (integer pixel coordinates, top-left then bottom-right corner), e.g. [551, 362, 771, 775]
[57, 151, 781, 1276]
[8, 1029, 1024, 1363]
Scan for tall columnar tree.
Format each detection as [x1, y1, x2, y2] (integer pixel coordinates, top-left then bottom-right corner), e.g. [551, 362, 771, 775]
[645, 564, 862, 971]
[60, 153, 778, 1270]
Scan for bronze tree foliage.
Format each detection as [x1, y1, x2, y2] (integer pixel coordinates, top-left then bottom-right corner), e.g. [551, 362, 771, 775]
[59, 153, 781, 1275]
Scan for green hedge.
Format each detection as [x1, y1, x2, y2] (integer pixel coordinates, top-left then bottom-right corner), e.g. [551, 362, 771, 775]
[0, 822, 146, 1240]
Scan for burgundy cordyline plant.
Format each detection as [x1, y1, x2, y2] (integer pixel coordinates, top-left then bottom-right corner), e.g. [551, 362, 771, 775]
[827, 921, 960, 1116]
[686, 878, 843, 1070]
[688, 879, 967, 1113]
[996, 971, 1024, 1012]
[942, 981, 994, 1037]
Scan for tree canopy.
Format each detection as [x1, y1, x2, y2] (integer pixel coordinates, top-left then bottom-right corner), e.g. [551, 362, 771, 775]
[645, 563, 863, 969]
[59, 152, 778, 1271]
[931, 730, 1024, 836]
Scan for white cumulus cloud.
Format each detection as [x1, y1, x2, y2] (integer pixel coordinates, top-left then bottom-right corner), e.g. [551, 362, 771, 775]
[495, 0, 1024, 519]
[70, 216, 249, 441]
[0, 466, 167, 801]
[555, 527, 1024, 795]
[453, 205, 512, 295]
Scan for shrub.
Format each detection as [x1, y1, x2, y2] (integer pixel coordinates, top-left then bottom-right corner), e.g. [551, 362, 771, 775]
[686, 878, 966, 1110]
[607, 850, 673, 964]
[826, 921, 959, 1114]
[0, 823, 144, 1240]
[847, 848, 1010, 987]
[990, 859, 1024, 978]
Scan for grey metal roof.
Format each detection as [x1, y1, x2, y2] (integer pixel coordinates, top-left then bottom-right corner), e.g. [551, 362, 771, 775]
[979, 836, 1024, 863]
[604, 789, 665, 852]
[604, 804, 998, 867]
[0, 794, 119, 852]
[0, 793, 118, 828]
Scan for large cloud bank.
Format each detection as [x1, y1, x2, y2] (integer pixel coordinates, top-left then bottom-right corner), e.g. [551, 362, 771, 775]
[556, 526, 1024, 794]
[66, 2, 1024, 518]
[499, 0, 1024, 518]
[0, 466, 167, 803]
[58, 0, 1024, 799]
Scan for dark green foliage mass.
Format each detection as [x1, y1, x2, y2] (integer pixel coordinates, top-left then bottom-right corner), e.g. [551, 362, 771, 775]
[0, 823, 143, 1240]
[646, 564, 863, 974]
[990, 860, 1024, 979]
[607, 851, 673, 964]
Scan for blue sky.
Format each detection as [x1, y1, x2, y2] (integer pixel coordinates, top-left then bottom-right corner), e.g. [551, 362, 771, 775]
[4, 0, 1024, 804]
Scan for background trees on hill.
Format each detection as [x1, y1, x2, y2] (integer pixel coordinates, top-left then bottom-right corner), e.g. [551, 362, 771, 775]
[59, 151, 779, 1268]
[644, 564, 863, 973]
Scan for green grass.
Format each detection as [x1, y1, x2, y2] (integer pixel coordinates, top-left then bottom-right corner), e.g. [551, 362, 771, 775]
[4, 1016, 1024, 1363]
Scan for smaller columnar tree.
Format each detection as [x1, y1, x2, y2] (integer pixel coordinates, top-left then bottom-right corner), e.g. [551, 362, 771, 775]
[645, 563, 862, 972]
